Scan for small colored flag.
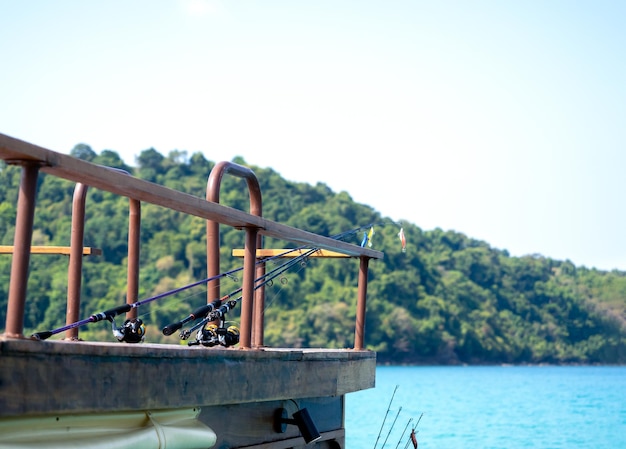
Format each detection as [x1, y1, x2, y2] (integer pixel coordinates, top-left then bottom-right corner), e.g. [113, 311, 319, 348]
[398, 228, 406, 253]
[366, 226, 375, 248]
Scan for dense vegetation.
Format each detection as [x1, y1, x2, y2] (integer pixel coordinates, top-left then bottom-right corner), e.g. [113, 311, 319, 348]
[1, 146, 625, 364]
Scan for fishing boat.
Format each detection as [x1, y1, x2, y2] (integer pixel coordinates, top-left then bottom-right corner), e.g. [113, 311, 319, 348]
[0, 133, 383, 448]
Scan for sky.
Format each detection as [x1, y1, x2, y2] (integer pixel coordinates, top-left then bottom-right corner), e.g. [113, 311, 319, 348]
[1, 0, 625, 271]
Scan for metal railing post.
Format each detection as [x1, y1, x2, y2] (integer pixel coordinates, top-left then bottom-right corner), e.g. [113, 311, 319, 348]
[65, 183, 88, 340]
[4, 161, 41, 338]
[354, 256, 370, 350]
[126, 198, 141, 319]
[206, 161, 264, 348]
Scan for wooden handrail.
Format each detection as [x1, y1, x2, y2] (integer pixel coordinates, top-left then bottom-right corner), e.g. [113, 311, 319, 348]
[0, 246, 101, 256]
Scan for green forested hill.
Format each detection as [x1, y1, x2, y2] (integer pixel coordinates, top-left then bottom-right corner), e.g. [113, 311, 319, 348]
[1, 146, 625, 364]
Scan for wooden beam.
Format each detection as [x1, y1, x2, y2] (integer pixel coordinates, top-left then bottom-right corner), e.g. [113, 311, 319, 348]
[232, 249, 350, 258]
[0, 246, 101, 256]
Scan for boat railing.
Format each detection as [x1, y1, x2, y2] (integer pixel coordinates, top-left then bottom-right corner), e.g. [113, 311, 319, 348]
[0, 132, 383, 349]
[64, 174, 142, 340]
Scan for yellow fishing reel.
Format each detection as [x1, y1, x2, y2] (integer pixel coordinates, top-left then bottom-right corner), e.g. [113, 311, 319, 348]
[193, 323, 240, 347]
[112, 318, 146, 343]
[223, 325, 240, 347]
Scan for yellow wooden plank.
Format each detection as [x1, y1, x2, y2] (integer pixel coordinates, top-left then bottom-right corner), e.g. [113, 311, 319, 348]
[232, 248, 350, 258]
[0, 246, 102, 256]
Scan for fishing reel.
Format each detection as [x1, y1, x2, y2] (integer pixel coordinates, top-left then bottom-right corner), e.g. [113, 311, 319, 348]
[111, 318, 146, 343]
[188, 323, 240, 347]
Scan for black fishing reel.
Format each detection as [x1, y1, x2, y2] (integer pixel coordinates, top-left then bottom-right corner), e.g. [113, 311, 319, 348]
[111, 318, 146, 343]
[189, 323, 240, 347]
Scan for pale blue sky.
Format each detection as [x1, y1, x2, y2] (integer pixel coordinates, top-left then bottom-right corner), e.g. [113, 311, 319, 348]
[1, 1, 625, 270]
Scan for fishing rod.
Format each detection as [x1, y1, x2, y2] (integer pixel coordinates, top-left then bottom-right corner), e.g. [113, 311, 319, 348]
[395, 418, 413, 449]
[381, 405, 402, 449]
[165, 220, 376, 338]
[403, 414, 422, 449]
[374, 385, 399, 449]
[30, 241, 326, 342]
[30, 222, 383, 343]
[165, 222, 385, 343]
[166, 244, 321, 337]
[161, 297, 223, 336]
[179, 251, 317, 346]
[161, 245, 316, 337]
[30, 264, 247, 341]
[177, 246, 320, 345]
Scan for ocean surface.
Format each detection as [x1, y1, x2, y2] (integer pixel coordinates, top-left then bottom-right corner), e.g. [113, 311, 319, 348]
[345, 365, 626, 449]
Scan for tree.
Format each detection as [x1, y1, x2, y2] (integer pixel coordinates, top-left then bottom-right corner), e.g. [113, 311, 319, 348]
[70, 144, 97, 162]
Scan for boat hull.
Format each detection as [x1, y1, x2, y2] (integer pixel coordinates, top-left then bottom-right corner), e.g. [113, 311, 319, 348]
[0, 338, 376, 448]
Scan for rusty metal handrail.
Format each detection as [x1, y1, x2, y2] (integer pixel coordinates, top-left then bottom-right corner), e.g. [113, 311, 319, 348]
[1, 132, 382, 347]
[64, 175, 140, 340]
[206, 161, 264, 348]
[65, 182, 88, 340]
[4, 162, 40, 338]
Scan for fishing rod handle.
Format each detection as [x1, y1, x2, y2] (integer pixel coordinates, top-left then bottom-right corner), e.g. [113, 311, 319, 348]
[162, 303, 211, 335]
[90, 304, 132, 322]
[162, 321, 184, 336]
[163, 299, 223, 336]
[30, 330, 53, 340]
[185, 301, 229, 335]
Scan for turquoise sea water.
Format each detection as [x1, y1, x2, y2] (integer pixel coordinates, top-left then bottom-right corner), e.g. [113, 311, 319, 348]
[345, 366, 626, 449]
